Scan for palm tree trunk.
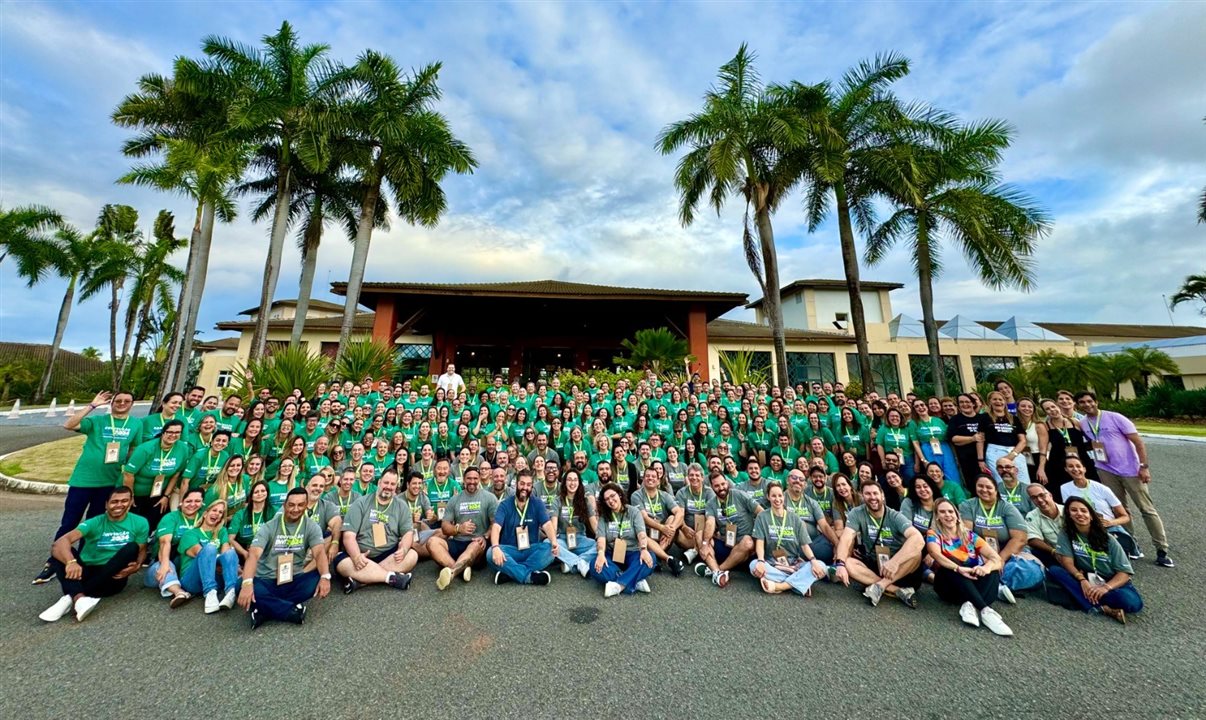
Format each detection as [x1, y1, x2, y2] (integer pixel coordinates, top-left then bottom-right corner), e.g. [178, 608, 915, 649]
[176, 202, 215, 389]
[753, 198, 787, 388]
[130, 294, 156, 390]
[338, 164, 382, 359]
[109, 280, 123, 389]
[250, 166, 292, 362]
[915, 214, 946, 396]
[34, 275, 76, 403]
[158, 201, 204, 401]
[116, 276, 142, 386]
[835, 183, 874, 392]
[291, 199, 323, 347]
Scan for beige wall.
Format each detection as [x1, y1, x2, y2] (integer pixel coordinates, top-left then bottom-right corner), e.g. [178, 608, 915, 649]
[195, 350, 238, 393]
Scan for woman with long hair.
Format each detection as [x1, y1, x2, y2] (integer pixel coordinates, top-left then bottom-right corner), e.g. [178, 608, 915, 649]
[1015, 397, 1049, 484]
[588, 482, 655, 597]
[926, 498, 1012, 635]
[204, 455, 247, 515]
[982, 391, 1030, 485]
[552, 470, 599, 576]
[177, 499, 240, 613]
[749, 482, 826, 597]
[229, 481, 273, 561]
[1050, 497, 1143, 624]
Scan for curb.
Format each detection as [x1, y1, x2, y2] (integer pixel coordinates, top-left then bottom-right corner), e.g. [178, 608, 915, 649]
[0, 451, 68, 495]
[1139, 432, 1206, 444]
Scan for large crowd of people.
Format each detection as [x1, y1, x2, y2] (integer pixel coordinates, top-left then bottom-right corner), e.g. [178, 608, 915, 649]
[34, 363, 1173, 632]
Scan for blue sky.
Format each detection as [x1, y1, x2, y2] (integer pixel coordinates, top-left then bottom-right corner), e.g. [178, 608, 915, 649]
[2, 1, 1205, 355]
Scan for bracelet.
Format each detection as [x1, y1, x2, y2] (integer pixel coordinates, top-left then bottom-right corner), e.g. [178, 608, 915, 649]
[834, 560, 846, 567]
[241, 578, 253, 586]
[66, 559, 79, 566]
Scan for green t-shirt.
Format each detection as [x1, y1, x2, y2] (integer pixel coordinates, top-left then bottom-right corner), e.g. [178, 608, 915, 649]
[424, 477, 462, 512]
[207, 410, 242, 434]
[752, 509, 811, 561]
[845, 506, 912, 553]
[122, 439, 192, 496]
[250, 514, 323, 580]
[204, 478, 248, 515]
[140, 412, 176, 441]
[876, 427, 914, 458]
[69, 414, 143, 488]
[229, 507, 274, 547]
[184, 448, 230, 489]
[178, 526, 229, 579]
[76, 512, 149, 565]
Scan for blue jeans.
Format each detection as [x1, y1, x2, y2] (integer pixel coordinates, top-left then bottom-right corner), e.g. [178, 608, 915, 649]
[145, 560, 181, 595]
[486, 542, 555, 584]
[748, 558, 821, 596]
[1001, 552, 1045, 591]
[556, 536, 598, 569]
[1049, 565, 1143, 614]
[809, 536, 835, 564]
[252, 571, 320, 623]
[919, 442, 961, 485]
[180, 544, 240, 595]
[588, 551, 654, 594]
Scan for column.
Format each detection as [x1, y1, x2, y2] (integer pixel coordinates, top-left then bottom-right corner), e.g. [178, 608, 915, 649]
[687, 304, 710, 382]
[371, 297, 399, 343]
[509, 344, 523, 380]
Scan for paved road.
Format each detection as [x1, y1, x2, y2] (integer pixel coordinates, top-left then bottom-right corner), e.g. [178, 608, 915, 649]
[2, 440, 1204, 719]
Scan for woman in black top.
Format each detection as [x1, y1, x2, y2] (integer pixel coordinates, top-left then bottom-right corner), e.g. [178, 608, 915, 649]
[1039, 398, 1098, 502]
[945, 393, 990, 494]
[982, 391, 1029, 486]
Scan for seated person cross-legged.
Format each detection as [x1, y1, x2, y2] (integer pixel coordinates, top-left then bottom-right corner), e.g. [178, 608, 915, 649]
[925, 498, 1013, 636]
[486, 470, 558, 586]
[428, 466, 498, 591]
[749, 482, 827, 598]
[959, 475, 1044, 603]
[1049, 497, 1143, 625]
[832, 479, 925, 609]
[335, 469, 417, 594]
[694, 474, 762, 588]
[588, 482, 656, 597]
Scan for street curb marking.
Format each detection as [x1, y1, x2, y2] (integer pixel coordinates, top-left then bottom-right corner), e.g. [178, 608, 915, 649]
[0, 451, 68, 495]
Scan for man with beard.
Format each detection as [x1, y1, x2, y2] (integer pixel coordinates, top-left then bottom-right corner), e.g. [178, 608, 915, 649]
[590, 460, 613, 496]
[572, 451, 597, 487]
[785, 468, 838, 563]
[488, 466, 514, 500]
[736, 459, 770, 510]
[833, 479, 925, 608]
[487, 470, 557, 585]
[430, 467, 498, 591]
[236, 487, 332, 628]
[180, 385, 207, 432]
[335, 469, 416, 594]
[694, 474, 761, 587]
[535, 462, 561, 508]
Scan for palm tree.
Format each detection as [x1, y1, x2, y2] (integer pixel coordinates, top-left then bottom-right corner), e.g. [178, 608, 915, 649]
[0, 205, 63, 281]
[1048, 352, 1110, 396]
[202, 21, 342, 362]
[31, 226, 102, 402]
[1116, 346, 1180, 395]
[1170, 273, 1206, 316]
[657, 45, 810, 387]
[80, 347, 102, 360]
[866, 119, 1051, 395]
[781, 53, 928, 392]
[337, 53, 476, 357]
[119, 211, 187, 385]
[85, 205, 141, 389]
[613, 328, 691, 377]
[113, 62, 247, 397]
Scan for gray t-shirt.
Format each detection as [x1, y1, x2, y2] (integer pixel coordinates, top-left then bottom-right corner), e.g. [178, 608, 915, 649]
[997, 481, 1035, 515]
[629, 488, 678, 523]
[785, 493, 826, 541]
[400, 492, 434, 527]
[675, 485, 716, 522]
[304, 499, 340, 536]
[752, 509, 812, 561]
[552, 495, 597, 539]
[534, 481, 562, 510]
[958, 499, 1026, 547]
[845, 506, 912, 553]
[597, 504, 646, 551]
[1055, 532, 1134, 577]
[443, 488, 498, 541]
[899, 498, 935, 533]
[705, 489, 760, 538]
[736, 479, 770, 509]
[344, 494, 414, 554]
[251, 513, 324, 580]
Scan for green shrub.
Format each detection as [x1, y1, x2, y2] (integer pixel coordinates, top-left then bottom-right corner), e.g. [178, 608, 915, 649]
[334, 341, 395, 383]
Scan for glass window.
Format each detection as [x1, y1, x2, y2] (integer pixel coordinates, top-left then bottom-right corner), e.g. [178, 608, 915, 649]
[216, 370, 232, 389]
[909, 354, 962, 395]
[845, 353, 901, 394]
[971, 355, 1020, 383]
[786, 352, 836, 386]
[395, 344, 433, 380]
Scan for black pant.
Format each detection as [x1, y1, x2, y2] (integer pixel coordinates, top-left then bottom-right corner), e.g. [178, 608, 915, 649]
[44, 485, 114, 565]
[933, 566, 999, 611]
[133, 495, 165, 539]
[50, 543, 140, 598]
[1029, 546, 1059, 568]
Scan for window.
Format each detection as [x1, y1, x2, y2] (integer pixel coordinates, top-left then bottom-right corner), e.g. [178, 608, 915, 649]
[845, 353, 901, 394]
[264, 341, 288, 357]
[971, 355, 1020, 383]
[835, 312, 848, 322]
[786, 352, 836, 386]
[395, 343, 433, 380]
[216, 370, 233, 389]
[795, 294, 803, 304]
[909, 354, 962, 395]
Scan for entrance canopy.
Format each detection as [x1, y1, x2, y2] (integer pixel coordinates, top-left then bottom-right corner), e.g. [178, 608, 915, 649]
[330, 279, 748, 380]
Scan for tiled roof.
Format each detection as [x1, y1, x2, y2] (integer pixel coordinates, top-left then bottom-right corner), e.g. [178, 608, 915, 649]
[331, 279, 749, 303]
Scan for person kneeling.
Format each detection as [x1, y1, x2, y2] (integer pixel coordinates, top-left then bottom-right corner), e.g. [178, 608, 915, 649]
[487, 470, 557, 585]
[40, 487, 147, 623]
[749, 482, 827, 597]
[832, 479, 925, 609]
[236, 488, 332, 628]
[926, 498, 1013, 636]
[335, 469, 416, 594]
[1049, 497, 1143, 625]
[589, 482, 655, 597]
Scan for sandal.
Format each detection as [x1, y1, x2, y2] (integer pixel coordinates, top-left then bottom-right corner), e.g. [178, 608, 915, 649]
[169, 592, 192, 609]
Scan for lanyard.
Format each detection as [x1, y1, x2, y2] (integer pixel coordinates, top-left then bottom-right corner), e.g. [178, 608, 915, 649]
[869, 510, 889, 545]
[205, 452, 222, 479]
[373, 497, 393, 522]
[516, 500, 530, 527]
[181, 511, 200, 530]
[772, 509, 789, 549]
[979, 500, 1001, 527]
[1088, 414, 1102, 438]
[108, 413, 130, 439]
[307, 502, 323, 524]
[156, 445, 173, 473]
[1002, 483, 1022, 505]
[336, 493, 352, 514]
[1076, 534, 1106, 573]
[644, 490, 662, 515]
[250, 509, 265, 535]
[278, 514, 303, 545]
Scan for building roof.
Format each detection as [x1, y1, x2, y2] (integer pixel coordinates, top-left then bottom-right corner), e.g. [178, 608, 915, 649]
[978, 321, 1206, 341]
[238, 298, 347, 316]
[939, 315, 1011, 341]
[747, 278, 904, 309]
[706, 319, 854, 343]
[333, 279, 748, 304]
[194, 337, 241, 351]
[215, 314, 375, 332]
[889, 314, 927, 339]
[994, 317, 1070, 342]
[1089, 334, 1206, 355]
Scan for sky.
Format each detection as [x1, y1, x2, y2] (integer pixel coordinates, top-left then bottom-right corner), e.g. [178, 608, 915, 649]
[2, 0, 1205, 356]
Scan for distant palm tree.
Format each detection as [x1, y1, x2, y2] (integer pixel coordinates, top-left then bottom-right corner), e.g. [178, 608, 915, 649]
[337, 53, 476, 357]
[85, 205, 141, 389]
[119, 211, 187, 385]
[1170, 273, 1206, 316]
[867, 119, 1051, 395]
[657, 45, 810, 387]
[32, 226, 104, 402]
[1116, 346, 1180, 395]
[613, 328, 691, 378]
[80, 347, 102, 361]
[0, 204, 63, 281]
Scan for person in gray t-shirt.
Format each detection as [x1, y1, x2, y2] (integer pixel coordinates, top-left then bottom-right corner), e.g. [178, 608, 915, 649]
[696, 474, 763, 587]
[832, 479, 926, 608]
[630, 467, 685, 575]
[427, 467, 498, 591]
[237, 487, 331, 627]
[335, 469, 416, 594]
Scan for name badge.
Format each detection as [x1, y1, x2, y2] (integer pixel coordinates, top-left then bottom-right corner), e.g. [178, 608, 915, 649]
[1087, 572, 1105, 586]
[724, 522, 737, 547]
[772, 548, 787, 560]
[650, 527, 660, 540]
[371, 522, 387, 547]
[151, 475, 165, 497]
[437, 502, 447, 520]
[874, 543, 892, 569]
[105, 442, 121, 464]
[929, 438, 942, 455]
[612, 538, 627, 563]
[1090, 441, 1108, 464]
[565, 527, 577, 549]
[983, 535, 999, 552]
[276, 555, 293, 585]
[412, 512, 421, 526]
[516, 526, 530, 550]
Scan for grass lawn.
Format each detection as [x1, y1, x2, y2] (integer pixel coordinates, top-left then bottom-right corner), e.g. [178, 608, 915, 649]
[1135, 420, 1206, 437]
[0, 436, 84, 483]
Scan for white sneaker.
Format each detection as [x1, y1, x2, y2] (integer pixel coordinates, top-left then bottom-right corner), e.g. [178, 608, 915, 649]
[684, 548, 698, 564]
[577, 560, 589, 578]
[635, 580, 651, 594]
[980, 607, 1014, 637]
[998, 585, 1017, 605]
[959, 601, 980, 627]
[74, 596, 100, 622]
[604, 581, 623, 598]
[39, 595, 74, 623]
[219, 588, 236, 610]
[437, 567, 453, 591]
[561, 562, 572, 575]
[204, 589, 220, 614]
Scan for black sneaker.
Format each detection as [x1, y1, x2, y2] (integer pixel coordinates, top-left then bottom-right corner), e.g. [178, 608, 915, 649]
[32, 564, 55, 586]
[668, 557, 685, 577]
[342, 578, 361, 595]
[1156, 550, 1175, 568]
[493, 571, 511, 585]
[250, 607, 264, 630]
[286, 603, 307, 625]
[530, 571, 551, 586]
[387, 572, 412, 590]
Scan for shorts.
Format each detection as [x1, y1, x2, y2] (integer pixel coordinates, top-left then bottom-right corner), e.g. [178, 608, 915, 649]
[416, 529, 439, 544]
[711, 537, 744, 565]
[446, 538, 478, 557]
[857, 546, 924, 589]
[333, 548, 396, 569]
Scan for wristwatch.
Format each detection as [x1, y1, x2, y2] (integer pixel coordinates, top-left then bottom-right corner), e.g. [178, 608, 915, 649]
[1139, 463, 1149, 469]
[320, 573, 332, 580]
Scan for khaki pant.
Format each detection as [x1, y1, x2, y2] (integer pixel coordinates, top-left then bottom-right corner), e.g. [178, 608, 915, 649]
[1098, 469, 1169, 552]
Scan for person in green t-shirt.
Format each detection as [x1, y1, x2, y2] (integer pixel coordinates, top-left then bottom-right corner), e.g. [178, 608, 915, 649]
[183, 430, 232, 494]
[230, 481, 274, 561]
[178, 499, 241, 613]
[122, 419, 191, 533]
[40, 487, 148, 623]
[204, 455, 248, 516]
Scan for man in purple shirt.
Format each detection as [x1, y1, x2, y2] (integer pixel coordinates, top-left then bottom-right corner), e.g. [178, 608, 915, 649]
[1076, 391, 1173, 568]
